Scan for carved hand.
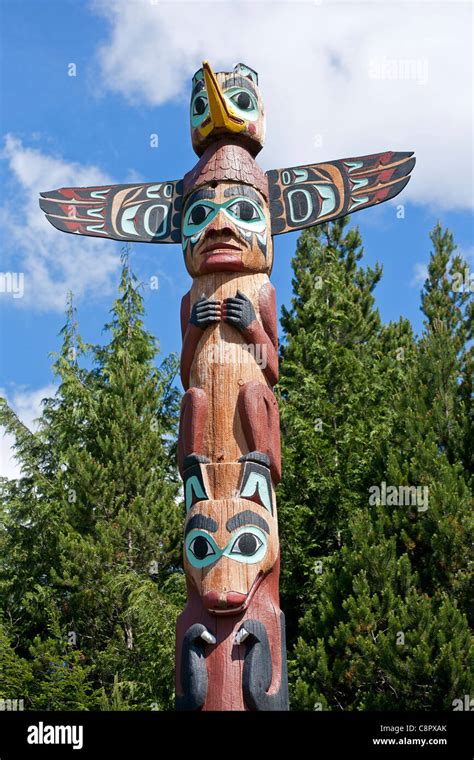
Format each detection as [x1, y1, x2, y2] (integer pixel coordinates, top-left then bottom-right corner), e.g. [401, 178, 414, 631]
[223, 290, 256, 331]
[190, 295, 221, 330]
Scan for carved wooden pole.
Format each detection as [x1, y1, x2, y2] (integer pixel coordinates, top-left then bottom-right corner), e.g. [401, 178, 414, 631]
[39, 59, 415, 712]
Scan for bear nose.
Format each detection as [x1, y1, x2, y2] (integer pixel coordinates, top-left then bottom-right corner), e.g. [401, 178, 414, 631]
[203, 591, 247, 610]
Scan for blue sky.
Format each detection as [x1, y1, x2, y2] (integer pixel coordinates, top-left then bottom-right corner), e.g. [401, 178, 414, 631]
[0, 0, 472, 476]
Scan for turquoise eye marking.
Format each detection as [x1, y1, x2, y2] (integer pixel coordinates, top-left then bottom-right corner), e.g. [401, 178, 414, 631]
[183, 201, 219, 237]
[240, 472, 272, 513]
[185, 475, 207, 512]
[190, 92, 209, 128]
[185, 526, 268, 568]
[183, 197, 267, 239]
[185, 530, 220, 569]
[224, 199, 266, 232]
[224, 526, 267, 564]
[224, 87, 259, 122]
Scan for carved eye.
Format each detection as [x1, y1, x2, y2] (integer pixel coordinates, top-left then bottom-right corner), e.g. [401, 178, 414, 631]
[227, 200, 259, 222]
[189, 535, 215, 561]
[193, 96, 207, 116]
[230, 532, 263, 557]
[191, 92, 209, 127]
[226, 88, 258, 120]
[190, 204, 212, 225]
[231, 91, 252, 110]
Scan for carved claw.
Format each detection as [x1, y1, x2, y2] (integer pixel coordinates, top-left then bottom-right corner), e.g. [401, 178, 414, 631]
[200, 629, 216, 645]
[235, 626, 250, 645]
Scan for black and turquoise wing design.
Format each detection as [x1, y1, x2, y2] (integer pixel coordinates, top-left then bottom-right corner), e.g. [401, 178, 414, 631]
[266, 151, 415, 235]
[39, 180, 183, 243]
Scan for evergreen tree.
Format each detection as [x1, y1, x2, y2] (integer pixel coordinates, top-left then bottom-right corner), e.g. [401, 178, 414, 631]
[0, 249, 184, 710]
[285, 223, 473, 710]
[277, 217, 414, 643]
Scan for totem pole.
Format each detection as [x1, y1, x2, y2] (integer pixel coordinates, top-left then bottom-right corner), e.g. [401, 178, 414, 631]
[39, 60, 415, 711]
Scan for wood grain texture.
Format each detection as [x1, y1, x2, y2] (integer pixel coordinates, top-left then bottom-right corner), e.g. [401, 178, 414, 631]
[188, 272, 273, 465]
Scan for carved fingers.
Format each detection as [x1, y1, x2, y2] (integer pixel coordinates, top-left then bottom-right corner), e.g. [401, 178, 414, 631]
[190, 294, 222, 329]
[223, 289, 256, 331]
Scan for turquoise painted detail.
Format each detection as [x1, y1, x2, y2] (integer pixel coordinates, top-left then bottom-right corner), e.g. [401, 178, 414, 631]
[185, 475, 207, 512]
[144, 204, 168, 237]
[223, 87, 259, 121]
[313, 184, 336, 216]
[183, 196, 266, 239]
[240, 472, 272, 513]
[190, 92, 209, 128]
[351, 178, 369, 191]
[90, 189, 109, 200]
[234, 63, 258, 84]
[185, 526, 268, 569]
[146, 184, 162, 198]
[293, 168, 308, 183]
[282, 170, 291, 185]
[349, 196, 369, 211]
[121, 204, 141, 236]
[344, 161, 363, 172]
[287, 188, 313, 224]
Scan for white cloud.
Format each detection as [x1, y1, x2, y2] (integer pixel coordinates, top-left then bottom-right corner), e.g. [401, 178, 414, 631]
[411, 262, 429, 287]
[0, 135, 121, 312]
[92, 0, 472, 210]
[0, 384, 56, 479]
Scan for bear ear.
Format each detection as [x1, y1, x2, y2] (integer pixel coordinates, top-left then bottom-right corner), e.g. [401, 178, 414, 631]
[233, 62, 259, 86]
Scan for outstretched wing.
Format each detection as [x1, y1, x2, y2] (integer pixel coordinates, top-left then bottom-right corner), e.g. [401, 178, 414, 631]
[39, 180, 183, 243]
[266, 151, 415, 235]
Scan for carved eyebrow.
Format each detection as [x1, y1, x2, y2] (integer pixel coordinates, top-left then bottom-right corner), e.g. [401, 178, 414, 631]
[191, 79, 205, 98]
[186, 187, 216, 206]
[185, 514, 218, 537]
[222, 76, 258, 98]
[223, 185, 263, 207]
[226, 510, 269, 535]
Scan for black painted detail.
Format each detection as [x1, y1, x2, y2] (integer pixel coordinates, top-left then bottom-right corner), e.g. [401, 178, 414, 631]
[238, 455, 273, 514]
[226, 509, 270, 535]
[241, 613, 289, 711]
[238, 451, 271, 467]
[183, 453, 211, 471]
[182, 461, 209, 510]
[190, 296, 221, 330]
[176, 624, 209, 711]
[223, 290, 256, 331]
[185, 513, 218, 538]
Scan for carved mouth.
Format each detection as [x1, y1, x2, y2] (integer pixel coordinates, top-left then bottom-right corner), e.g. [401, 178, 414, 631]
[205, 572, 264, 616]
[200, 241, 242, 256]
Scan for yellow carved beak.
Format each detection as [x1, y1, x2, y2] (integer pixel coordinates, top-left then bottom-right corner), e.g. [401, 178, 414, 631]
[199, 60, 246, 138]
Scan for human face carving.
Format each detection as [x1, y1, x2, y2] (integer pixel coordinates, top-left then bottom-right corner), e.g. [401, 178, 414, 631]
[182, 182, 273, 277]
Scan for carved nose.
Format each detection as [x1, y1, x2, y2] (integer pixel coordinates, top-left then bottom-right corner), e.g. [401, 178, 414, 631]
[203, 591, 247, 610]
